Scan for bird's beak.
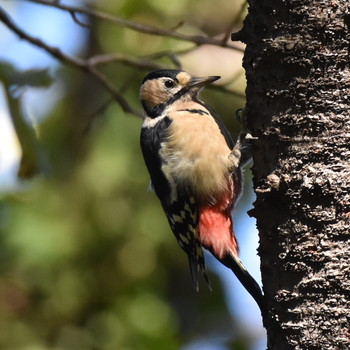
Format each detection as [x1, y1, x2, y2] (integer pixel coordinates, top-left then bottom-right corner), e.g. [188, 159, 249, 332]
[189, 75, 221, 88]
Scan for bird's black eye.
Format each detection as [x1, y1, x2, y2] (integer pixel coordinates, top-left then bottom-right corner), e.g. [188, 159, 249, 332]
[164, 79, 175, 88]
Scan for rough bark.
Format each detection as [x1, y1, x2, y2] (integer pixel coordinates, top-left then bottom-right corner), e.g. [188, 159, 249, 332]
[233, 1, 350, 349]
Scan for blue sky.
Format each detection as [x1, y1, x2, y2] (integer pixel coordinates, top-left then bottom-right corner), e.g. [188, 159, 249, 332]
[0, 0, 87, 185]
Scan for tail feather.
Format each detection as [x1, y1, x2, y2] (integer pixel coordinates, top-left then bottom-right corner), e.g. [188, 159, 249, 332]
[187, 254, 200, 291]
[197, 186, 265, 316]
[221, 251, 266, 317]
[187, 250, 212, 292]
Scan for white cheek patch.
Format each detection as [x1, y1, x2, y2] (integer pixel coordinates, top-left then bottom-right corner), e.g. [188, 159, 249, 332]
[172, 86, 183, 95]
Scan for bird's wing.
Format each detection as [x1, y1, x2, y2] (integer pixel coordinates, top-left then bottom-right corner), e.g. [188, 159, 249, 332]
[141, 115, 210, 290]
[140, 116, 172, 204]
[163, 193, 211, 291]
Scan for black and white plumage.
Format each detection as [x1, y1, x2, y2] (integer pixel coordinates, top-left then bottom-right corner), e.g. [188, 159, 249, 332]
[139, 69, 265, 315]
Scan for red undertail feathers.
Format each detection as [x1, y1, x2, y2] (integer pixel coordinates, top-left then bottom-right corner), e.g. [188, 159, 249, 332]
[198, 179, 238, 259]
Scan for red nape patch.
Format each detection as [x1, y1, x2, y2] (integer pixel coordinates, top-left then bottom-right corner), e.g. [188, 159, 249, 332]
[199, 204, 239, 260]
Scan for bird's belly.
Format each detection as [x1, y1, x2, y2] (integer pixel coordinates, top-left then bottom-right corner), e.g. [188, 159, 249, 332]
[161, 111, 232, 201]
[162, 144, 230, 201]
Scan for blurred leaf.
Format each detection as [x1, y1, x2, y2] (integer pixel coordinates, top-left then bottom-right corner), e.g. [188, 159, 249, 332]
[0, 60, 52, 88]
[1, 82, 43, 179]
[0, 1, 262, 349]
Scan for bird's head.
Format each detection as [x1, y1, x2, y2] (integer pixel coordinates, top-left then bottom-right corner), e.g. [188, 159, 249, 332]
[140, 70, 220, 118]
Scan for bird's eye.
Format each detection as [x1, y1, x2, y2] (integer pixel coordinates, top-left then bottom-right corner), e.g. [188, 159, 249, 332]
[164, 80, 175, 88]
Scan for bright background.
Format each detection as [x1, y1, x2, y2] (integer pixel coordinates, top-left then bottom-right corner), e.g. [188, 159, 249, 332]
[0, 0, 266, 349]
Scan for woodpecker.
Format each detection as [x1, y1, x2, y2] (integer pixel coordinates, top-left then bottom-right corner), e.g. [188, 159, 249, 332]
[139, 69, 265, 315]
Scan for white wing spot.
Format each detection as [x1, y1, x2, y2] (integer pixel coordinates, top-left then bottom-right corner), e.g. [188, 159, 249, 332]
[179, 233, 189, 244]
[172, 214, 183, 223]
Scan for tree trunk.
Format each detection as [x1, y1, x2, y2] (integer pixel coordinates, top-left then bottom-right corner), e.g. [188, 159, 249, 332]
[233, 1, 350, 349]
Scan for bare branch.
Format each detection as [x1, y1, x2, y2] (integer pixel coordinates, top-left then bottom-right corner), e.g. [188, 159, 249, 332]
[25, 0, 244, 52]
[169, 20, 185, 31]
[87, 66, 142, 117]
[0, 6, 86, 68]
[69, 10, 90, 28]
[1, 1, 246, 115]
[0, 6, 142, 117]
[87, 54, 165, 71]
[83, 97, 115, 135]
[144, 48, 198, 69]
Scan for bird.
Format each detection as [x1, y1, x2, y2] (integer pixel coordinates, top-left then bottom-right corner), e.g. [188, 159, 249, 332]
[139, 69, 265, 315]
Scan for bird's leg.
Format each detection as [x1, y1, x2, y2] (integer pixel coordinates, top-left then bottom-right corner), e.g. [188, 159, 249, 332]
[228, 108, 258, 172]
[227, 109, 266, 318]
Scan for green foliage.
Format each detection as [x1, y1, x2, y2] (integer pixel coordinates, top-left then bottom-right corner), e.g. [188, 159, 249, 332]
[0, 61, 52, 88]
[0, 0, 259, 349]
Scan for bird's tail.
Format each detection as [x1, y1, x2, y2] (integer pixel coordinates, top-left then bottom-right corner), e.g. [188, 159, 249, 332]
[220, 250, 266, 317]
[187, 250, 212, 292]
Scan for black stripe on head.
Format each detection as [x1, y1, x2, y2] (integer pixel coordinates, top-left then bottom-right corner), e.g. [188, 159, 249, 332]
[177, 109, 209, 116]
[142, 70, 182, 84]
[141, 100, 166, 119]
[142, 85, 193, 118]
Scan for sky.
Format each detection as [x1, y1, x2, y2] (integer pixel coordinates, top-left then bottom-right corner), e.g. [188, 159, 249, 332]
[0, 1, 266, 349]
[0, 0, 87, 185]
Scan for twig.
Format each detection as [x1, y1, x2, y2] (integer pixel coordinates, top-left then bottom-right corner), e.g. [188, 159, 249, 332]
[169, 20, 185, 31]
[0, 7, 86, 67]
[87, 53, 165, 71]
[0, 6, 141, 117]
[83, 97, 115, 135]
[87, 65, 142, 117]
[24, 0, 244, 52]
[1, 2, 246, 111]
[69, 10, 90, 28]
[144, 47, 198, 69]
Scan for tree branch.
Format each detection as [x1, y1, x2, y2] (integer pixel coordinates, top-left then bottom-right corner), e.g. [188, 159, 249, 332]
[25, 0, 244, 52]
[87, 53, 165, 71]
[0, 6, 142, 117]
[1, 1, 246, 116]
[69, 10, 90, 28]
